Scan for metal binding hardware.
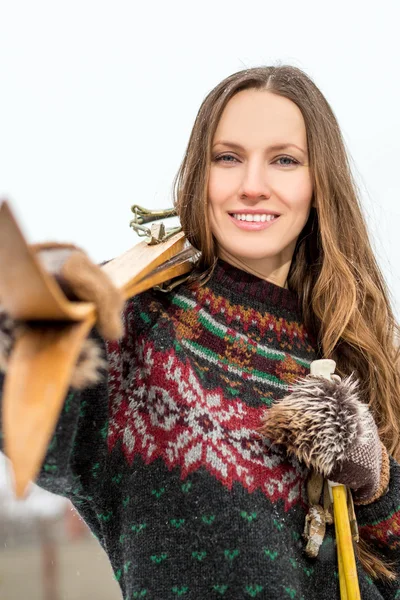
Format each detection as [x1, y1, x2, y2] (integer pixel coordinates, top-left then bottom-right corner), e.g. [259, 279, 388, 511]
[130, 204, 181, 245]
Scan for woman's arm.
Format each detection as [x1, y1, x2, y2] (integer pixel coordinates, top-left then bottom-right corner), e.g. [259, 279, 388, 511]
[259, 370, 400, 590]
[0, 242, 124, 502]
[0, 329, 110, 500]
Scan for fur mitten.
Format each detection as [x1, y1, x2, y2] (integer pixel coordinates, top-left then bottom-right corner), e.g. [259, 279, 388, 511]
[258, 372, 390, 505]
[0, 242, 124, 390]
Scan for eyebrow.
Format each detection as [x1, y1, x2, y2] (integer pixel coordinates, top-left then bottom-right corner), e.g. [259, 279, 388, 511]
[212, 140, 307, 155]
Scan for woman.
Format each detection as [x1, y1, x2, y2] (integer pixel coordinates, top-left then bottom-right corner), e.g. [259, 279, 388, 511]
[1, 65, 400, 599]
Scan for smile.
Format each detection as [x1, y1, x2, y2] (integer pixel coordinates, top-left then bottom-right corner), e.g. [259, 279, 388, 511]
[231, 213, 277, 222]
[228, 213, 280, 231]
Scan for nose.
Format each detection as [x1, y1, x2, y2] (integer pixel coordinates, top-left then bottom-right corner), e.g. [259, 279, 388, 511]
[239, 159, 272, 201]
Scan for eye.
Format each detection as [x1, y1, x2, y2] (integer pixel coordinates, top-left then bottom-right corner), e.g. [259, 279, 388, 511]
[213, 153, 239, 163]
[213, 153, 300, 166]
[275, 155, 299, 167]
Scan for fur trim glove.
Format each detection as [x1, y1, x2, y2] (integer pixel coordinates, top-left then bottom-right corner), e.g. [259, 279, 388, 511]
[0, 243, 124, 390]
[258, 372, 390, 505]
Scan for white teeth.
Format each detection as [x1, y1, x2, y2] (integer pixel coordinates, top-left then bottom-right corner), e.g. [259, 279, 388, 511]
[232, 213, 277, 222]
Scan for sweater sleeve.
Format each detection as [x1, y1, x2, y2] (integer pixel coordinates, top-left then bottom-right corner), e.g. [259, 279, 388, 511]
[0, 292, 155, 513]
[0, 330, 111, 504]
[354, 455, 400, 594]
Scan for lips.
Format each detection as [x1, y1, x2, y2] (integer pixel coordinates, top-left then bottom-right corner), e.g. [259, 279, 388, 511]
[228, 211, 281, 216]
[231, 213, 277, 223]
[228, 213, 280, 231]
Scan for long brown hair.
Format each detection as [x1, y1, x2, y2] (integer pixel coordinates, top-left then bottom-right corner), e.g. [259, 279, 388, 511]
[173, 65, 400, 580]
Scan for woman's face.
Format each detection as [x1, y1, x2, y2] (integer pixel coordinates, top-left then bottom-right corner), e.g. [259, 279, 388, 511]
[208, 89, 314, 286]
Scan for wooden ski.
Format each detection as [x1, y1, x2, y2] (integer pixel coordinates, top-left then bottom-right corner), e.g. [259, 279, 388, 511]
[0, 201, 195, 497]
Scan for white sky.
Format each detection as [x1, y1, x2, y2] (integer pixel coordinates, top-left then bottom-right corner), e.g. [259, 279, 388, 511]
[0, 1, 400, 500]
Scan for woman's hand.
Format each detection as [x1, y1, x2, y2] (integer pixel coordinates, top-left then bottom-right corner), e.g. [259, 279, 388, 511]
[32, 242, 124, 340]
[0, 242, 124, 389]
[258, 372, 390, 505]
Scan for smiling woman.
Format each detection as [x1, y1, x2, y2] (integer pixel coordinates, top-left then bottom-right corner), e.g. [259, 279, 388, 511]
[208, 89, 314, 288]
[1, 64, 400, 600]
[173, 64, 400, 588]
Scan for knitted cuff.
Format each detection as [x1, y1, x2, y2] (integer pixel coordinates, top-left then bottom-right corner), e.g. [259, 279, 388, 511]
[353, 441, 391, 506]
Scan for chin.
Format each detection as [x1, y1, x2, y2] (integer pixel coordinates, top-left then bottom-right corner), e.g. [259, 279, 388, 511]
[220, 241, 284, 262]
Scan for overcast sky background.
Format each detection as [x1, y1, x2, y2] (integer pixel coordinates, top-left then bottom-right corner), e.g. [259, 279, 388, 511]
[0, 1, 399, 500]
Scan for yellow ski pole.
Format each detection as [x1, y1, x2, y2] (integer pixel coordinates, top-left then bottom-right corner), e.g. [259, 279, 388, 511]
[310, 359, 361, 600]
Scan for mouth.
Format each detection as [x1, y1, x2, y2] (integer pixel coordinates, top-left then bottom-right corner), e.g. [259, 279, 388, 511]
[228, 212, 279, 223]
[228, 212, 281, 231]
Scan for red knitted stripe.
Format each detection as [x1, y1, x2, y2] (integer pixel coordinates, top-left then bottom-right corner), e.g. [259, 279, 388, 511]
[358, 508, 400, 549]
[107, 339, 307, 512]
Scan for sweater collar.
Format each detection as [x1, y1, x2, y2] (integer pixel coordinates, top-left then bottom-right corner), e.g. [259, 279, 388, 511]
[207, 258, 300, 314]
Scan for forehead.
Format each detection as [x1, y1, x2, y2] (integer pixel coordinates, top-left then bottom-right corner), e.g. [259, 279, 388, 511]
[213, 89, 307, 147]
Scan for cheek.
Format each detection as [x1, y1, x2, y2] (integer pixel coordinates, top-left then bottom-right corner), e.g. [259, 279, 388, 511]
[208, 169, 237, 208]
[286, 176, 313, 213]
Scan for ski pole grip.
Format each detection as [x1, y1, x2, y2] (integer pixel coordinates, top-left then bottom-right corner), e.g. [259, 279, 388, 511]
[310, 358, 342, 500]
[310, 358, 336, 379]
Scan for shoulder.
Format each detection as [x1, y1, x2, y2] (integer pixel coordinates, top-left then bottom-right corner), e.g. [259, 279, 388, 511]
[122, 283, 192, 336]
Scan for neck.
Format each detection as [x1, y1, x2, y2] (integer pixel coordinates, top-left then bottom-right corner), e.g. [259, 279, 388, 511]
[217, 248, 292, 289]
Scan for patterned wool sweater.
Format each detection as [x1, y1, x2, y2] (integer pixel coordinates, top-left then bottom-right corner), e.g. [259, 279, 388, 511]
[1, 259, 400, 600]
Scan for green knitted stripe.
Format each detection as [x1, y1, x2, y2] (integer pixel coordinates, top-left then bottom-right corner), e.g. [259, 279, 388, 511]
[359, 503, 400, 528]
[173, 294, 311, 368]
[172, 293, 203, 311]
[181, 338, 301, 389]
